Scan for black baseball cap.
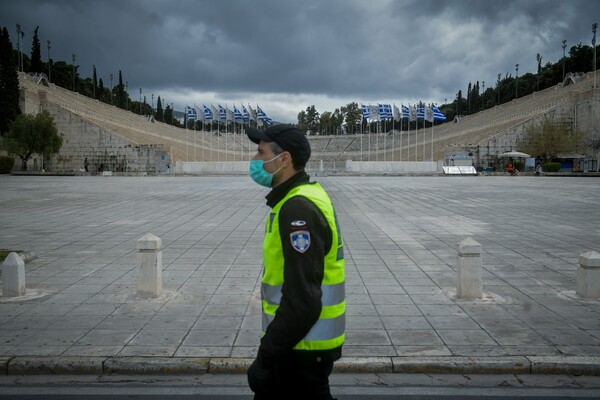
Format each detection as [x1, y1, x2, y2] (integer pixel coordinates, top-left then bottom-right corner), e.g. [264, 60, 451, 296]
[246, 124, 311, 167]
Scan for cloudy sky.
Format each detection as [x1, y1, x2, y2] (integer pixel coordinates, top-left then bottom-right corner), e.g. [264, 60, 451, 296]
[2, 0, 599, 123]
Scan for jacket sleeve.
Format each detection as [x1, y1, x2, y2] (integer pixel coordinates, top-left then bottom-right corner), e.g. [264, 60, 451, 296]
[258, 196, 332, 360]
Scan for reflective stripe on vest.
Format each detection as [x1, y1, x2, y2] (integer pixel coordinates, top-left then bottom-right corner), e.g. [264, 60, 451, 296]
[261, 182, 345, 351]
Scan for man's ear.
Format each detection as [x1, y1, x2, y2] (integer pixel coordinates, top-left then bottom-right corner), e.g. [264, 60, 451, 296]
[281, 151, 293, 167]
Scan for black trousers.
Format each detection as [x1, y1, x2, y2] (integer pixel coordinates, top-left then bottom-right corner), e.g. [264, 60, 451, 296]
[248, 356, 335, 400]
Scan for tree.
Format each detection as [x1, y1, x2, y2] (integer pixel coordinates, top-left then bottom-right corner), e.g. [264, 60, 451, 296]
[340, 102, 361, 134]
[3, 111, 62, 170]
[304, 105, 320, 134]
[164, 104, 173, 125]
[0, 27, 21, 136]
[29, 26, 42, 74]
[155, 96, 164, 122]
[116, 70, 126, 109]
[521, 117, 582, 161]
[297, 110, 307, 132]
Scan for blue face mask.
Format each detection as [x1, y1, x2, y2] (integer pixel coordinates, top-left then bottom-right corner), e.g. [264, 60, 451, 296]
[249, 154, 282, 187]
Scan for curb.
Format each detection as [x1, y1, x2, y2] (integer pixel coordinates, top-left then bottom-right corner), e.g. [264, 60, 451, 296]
[2, 356, 600, 376]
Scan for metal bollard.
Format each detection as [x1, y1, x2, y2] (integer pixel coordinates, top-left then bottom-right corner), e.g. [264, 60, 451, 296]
[136, 233, 162, 297]
[576, 251, 600, 299]
[456, 237, 482, 299]
[2, 252, 26, 297]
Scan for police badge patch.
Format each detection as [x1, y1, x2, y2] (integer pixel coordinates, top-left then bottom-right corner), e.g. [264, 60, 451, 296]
[290, 230, 311, 253]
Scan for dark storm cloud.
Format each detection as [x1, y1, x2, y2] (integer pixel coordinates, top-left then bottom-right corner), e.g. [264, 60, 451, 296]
[2, 0, 599, 121]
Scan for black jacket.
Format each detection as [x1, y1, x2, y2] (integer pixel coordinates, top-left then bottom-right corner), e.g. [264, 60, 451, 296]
[259, 171, 342, 364]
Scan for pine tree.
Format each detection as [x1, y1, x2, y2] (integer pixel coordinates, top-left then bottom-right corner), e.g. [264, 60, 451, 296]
[156, 96, 164, 122]
[30, 26, 42, 73]
[0, 27, 21, 136]
[92, 65, 97, 99]
[117, 70, 126, 109]
[98, 78, 105, 102]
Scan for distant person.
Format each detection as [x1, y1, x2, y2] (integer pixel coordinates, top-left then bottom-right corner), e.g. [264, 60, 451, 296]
[84, 157, 89, 172]
[506, 163, 517, 176]
[245, 124, 345, 400]
[536, 164, 542, 176]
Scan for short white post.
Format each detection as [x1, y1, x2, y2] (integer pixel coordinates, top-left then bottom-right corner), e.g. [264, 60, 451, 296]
[319, 159, 324, 172]
[576, 251, 600, 299]
[456, 237, 482, 299]
[2, 252, 26, 297]
[136, 233, 162, 297]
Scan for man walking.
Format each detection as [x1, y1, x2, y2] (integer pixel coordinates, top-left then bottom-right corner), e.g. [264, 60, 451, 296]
[245, 124, 345, 400]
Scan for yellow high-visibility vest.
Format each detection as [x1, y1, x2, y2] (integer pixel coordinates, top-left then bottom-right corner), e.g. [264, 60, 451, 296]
[262, 182, 345, 351]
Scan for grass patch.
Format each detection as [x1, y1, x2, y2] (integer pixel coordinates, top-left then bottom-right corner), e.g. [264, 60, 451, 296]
[0, 250, 21, 262]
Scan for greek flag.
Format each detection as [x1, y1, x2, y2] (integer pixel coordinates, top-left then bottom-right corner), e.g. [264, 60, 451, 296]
[361, 104, 370, 119]
[242, 105, 250, 122]
[401, 105, 410, 119]
[378, 104, 393, 120]
[186, 106, 197, 121]
[234, 106, 243, 121]
[433, 106, 447, 121]
[257, 106, 272, 125]
[416, 107, 425, 120]
[203, 104, 213, 121]
[218, 105, 227, 121]
[211, 105, 220, 120]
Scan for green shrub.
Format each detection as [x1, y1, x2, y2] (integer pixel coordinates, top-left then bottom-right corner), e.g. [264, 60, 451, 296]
[544, 162, 560, 172]
[0, 156, 15, 174]
[514, 161, 524, 171]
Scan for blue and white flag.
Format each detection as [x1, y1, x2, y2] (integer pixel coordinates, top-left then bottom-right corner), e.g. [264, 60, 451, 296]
[361, 104, 370, 119]
[202, 104, 213, 121]
[433, 106, 447, 121]
[257, 106, 272, 125]
[401, 105, 410, 119]
[378, 104, 393, 120]
[233, 105, 243, 121]
[242, 105, 250, 122]
[416, 107, 425, 120]
[186, 106, 197, 121]
[218, 105, 227, 121]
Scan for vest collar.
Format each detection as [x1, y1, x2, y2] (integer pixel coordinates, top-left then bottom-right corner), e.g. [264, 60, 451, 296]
[265, 171, 310, 208]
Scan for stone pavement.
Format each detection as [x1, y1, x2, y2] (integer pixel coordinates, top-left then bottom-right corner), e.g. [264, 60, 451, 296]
[1, 175, 600, 375]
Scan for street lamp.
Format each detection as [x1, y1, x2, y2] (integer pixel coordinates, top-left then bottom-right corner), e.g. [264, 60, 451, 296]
[71, 54, 76, 91]
[536, 53, 542, 91]
[92, 65, 96, 99]
[497, 73, 501, 105]
[515, 64, 519, 99]
[151, 94, 154, 111]
[562, 39, 567, 81]
[481, 81, 485, 110]
[139, 88, 142, 115]
[110, 74, 113, 104]
[47, 40, 51, 82]
[593, 23, 598, 88]
[16, 24, 22, 72]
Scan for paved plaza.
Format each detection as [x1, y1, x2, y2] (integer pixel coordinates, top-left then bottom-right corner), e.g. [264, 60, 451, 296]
[1, 175, 600, 373]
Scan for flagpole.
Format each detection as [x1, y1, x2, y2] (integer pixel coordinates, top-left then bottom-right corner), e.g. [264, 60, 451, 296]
[407, 106, 410, 162]
[185, 109, 189, 163]
[422, 116, 426, 161]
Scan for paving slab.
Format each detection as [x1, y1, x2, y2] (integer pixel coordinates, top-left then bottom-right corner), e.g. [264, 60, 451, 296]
[1, 175, 600, 375]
